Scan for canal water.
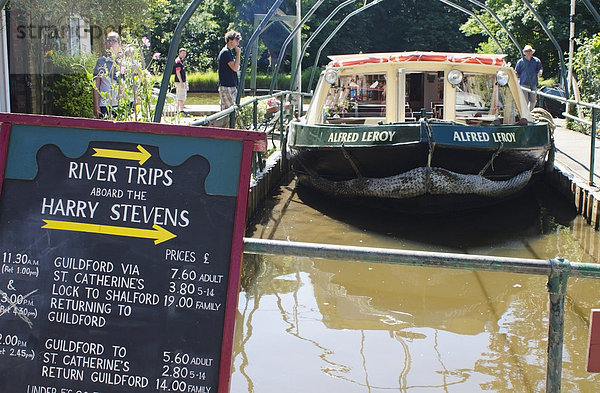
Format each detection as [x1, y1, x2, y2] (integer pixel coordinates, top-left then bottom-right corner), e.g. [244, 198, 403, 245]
[232, 179, 600, 392]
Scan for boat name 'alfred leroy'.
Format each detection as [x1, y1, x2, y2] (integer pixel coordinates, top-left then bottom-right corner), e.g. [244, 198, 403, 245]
[327, 130, 396, 143]
[453, 131, 517, 143]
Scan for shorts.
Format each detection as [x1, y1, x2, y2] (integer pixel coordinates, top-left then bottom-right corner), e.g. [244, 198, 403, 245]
[219, 86, 237, 110]
[176, 83, 188, 101]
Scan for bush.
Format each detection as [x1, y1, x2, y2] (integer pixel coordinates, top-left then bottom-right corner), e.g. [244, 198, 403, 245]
[187, 71, 219, 91]
[47, 73, 94, 118]
[570, 33, 600, 132]
[573, 32, 600, 105]
[46, 53, 96, 118]
[237, 98, 269, 129]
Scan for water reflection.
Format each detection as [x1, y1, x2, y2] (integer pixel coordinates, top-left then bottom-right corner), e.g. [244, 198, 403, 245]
[293, 181, 578, 254]
[233, 180, 600, 392]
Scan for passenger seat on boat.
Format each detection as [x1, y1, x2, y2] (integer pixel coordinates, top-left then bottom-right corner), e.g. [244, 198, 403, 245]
[431, 100, 444, 119]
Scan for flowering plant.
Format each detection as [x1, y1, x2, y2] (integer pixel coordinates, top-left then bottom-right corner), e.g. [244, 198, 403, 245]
[91, 35, 169, 122]
[325, 96, 361, 117]
[325, 103, 348, 117]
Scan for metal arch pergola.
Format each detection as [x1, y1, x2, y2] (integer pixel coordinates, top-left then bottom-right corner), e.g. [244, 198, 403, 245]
[438, 0, 504, 52]
[277, 0, 528, 95]
[299, 0, 530, 94]
[255, 0, 572, 100]
[287, 0, 360, 95]
[236, 0, 287, 100]
[267, 0, 326, 95]
[300, 0, 516, 93]
[146, 0, 600, 121]
[305, 0, 385, 92]
[521, 0, 569, 94]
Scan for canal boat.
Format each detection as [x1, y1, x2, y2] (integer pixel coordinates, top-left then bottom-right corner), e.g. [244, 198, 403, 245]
[288, 51, 554, 211]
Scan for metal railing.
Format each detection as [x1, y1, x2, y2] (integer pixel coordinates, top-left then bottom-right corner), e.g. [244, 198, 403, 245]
[525, 86, 600, 186]
[191, 90, 309, 174]
[243, 237, 600, 393]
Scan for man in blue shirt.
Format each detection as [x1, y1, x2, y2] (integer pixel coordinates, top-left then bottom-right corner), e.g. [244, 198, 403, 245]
[215, 30, 241, 127]
[93, 31, 121, 118]
[515, 45, 543, 112]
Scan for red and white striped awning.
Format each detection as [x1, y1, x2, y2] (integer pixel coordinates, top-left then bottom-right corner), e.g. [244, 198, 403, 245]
[328, 51, 507, 67]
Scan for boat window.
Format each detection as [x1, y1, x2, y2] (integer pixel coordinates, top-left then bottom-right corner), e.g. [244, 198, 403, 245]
[454, 72, 519, 125]
[322, 73, 386, 124]
[405, 72, 444, 120]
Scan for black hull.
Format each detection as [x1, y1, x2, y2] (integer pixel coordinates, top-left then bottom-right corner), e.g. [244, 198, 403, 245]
[289, 143, 548, 181]
[288, 121, 552, 211]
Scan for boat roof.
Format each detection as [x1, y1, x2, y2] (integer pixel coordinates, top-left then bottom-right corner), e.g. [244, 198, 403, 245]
[327, 51, 507, 67]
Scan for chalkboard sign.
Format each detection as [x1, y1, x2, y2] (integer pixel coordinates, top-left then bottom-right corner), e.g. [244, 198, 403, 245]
[0, 114, 265, 393]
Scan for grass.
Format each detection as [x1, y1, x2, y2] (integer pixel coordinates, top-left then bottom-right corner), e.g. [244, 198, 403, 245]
[184, 67, 323, 92]
[185, 92, 220, 105]
[182, 67, 322, 106]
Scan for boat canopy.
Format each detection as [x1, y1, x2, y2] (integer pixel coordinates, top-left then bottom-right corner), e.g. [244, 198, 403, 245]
[328, 51, 507, 68]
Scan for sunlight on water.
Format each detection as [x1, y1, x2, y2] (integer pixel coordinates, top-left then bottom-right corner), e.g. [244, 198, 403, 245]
[232, 181, 600, 392]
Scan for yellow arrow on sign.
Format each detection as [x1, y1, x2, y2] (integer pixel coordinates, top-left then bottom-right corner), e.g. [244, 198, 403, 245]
[42, 220, 177, 245]
[92, 144, 151, 165]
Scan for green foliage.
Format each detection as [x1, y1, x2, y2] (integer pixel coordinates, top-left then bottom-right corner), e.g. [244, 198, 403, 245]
[237, 98, 269, 129]
[91, 38, 169, 121]
[461, 0, 600, 80]
[573, 33, 600, 104]
[177, 68, 318, 94]
[147, 0, 483, 80]
[46, 53, 97, 118]
[148, 0, 232, 73]
[183, 71, 293, 92]
[570, 32, 600, 132]
[539, 77, 558, 89]
[50, 52, 97, 71]
[47, 73, 94, 118]
[302, 66, 323, 92]
[302, 1, 481, 69]
[186, 71, 219, 91]
[9, 0, 161, 49]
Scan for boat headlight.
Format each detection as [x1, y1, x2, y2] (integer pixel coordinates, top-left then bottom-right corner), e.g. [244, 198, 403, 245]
[447, 69, 463, 86]
[324, 69, 339, 85]
[496, 70, 509, 86]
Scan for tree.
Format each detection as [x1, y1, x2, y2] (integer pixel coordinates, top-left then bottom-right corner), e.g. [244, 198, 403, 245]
[572, 32, 600, 104]
[461, 0, 600, 81]
[148, 0, 237, 73]
[221, 0, 484, 78]
[299, 0, 483, 69]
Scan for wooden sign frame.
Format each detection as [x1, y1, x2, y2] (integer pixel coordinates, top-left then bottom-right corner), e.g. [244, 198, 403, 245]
[0, 113, 265, 393]
[588, 309, 600, 373]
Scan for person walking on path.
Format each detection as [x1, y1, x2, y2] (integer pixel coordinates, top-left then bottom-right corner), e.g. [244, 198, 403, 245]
[174, 48, 188, 114]
[93, 31, 121, 119]
[216, 30, 242, 127]
[515, 44, 543, 112]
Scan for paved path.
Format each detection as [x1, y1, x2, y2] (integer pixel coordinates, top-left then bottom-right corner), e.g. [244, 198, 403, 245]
[169, 105, 220, 125]
[553, 118, 600, 191]
[183, 104, 220, 116]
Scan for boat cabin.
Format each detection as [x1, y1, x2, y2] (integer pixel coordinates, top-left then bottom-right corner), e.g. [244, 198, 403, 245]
[308, 52, 530, 127]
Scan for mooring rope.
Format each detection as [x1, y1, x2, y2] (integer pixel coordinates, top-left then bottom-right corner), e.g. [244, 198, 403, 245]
[340, 141, 363, 179]
[479, 142, 504, 176]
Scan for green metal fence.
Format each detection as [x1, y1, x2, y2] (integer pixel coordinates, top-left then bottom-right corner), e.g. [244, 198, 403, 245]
[243, 237, 600, 393]
[191, 90, 308, 174]
[527, 87, 600, 186]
